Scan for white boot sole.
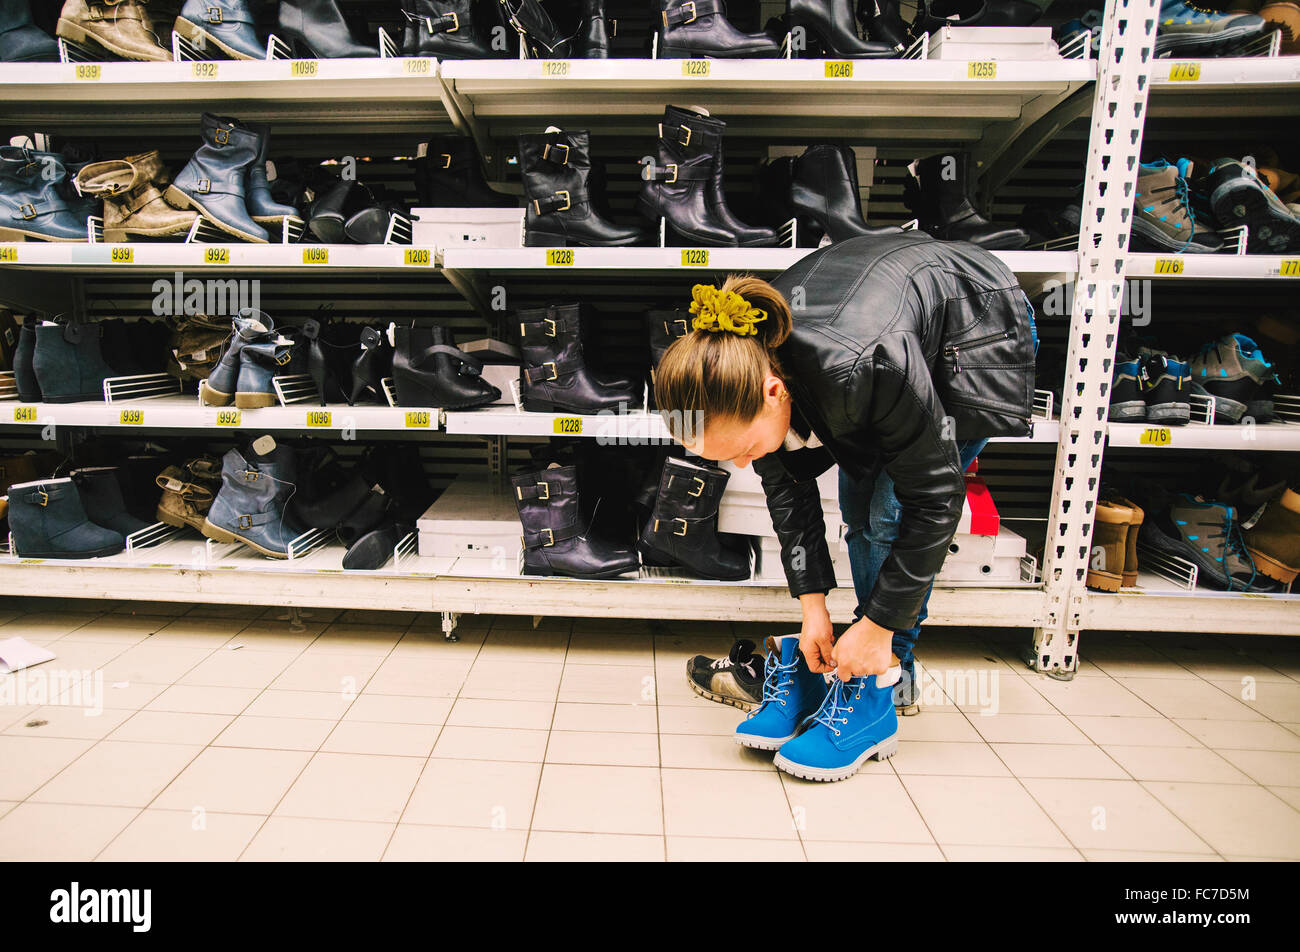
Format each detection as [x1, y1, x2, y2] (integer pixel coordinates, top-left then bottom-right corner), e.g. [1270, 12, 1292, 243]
[773, 735, 899, 783]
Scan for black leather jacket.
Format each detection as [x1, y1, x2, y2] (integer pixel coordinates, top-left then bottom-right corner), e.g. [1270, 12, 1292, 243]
[753, 231, 1035, 631]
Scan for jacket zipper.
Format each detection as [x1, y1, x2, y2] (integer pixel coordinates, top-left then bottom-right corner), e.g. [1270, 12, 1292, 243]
[944, 329, 1016, 374]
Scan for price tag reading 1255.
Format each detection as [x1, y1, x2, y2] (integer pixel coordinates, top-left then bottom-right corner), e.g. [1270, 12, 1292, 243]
[968, 61, 997, 79]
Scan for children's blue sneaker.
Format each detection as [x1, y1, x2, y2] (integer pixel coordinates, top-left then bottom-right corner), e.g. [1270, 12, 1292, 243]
[735, 635, 829, 751]
[773, 670, 900, 783]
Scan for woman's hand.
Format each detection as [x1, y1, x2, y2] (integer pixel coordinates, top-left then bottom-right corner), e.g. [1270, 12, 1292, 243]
[831, 616, 896, 681]
[797, 593, 836, 674]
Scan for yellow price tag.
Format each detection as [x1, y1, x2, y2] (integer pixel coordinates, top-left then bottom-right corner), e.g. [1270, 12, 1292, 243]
[552, 417, 583, 435]
[1138, 426, 1172, 446]
[1280, 259, 1300, 277]
[1168, 62, 1201, 81]
[403, 58, 431, 74]
[681, 60, 710, 77]
[74, 64, 100, 81]
[13, 406, 37, 423]
[546, 248, 574, 266]
[192, 61, 218, 79]
[1153, 257, 1184, 274]
[967, 61, 997, 79]
[405, 410, 431, 428]
[120, 408, 144, 425]
[404, 248, 432, 266]
[204, 247, 230, 264]
[824, 61, 853, 78]
[290, 60, 319, 78]
[0, 246, 17, 263]
[681, 249, 709, 267]
[305, 410, 332, 427]
[302, 247, 329, 264]
[215, 409, 241, 426]
[110, 246, 133, 263]
[541, 60, 570, 76]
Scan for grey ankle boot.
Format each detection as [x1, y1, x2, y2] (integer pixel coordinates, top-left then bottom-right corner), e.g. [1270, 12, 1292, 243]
[7, 477, 126, 558]
[71, 466, 152, 537]
[200, 309, 275, 406]
[235, 335, 296, 409]
[166, 113, 270, 243]
[32, 320, 117, 403]
[202, 439, 301, 558]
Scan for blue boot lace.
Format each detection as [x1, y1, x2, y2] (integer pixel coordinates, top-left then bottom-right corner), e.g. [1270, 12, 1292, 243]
[808, 677, 865, 737]
[747, 652, 797, 718]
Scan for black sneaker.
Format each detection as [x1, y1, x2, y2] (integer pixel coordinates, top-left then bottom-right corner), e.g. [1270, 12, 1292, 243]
[895, 657, 922, 716]
[686, 639, 765, 711]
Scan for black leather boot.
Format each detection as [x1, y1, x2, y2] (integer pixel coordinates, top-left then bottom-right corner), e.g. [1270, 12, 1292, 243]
[8, 477, 125, 559]
[276, 0, 378, 57]
[657, 0, 781, 57]
[13, 316, 41, 402]
[415, 134, 516, 208]
[512, 464, 640, 579]
[646, 309, 690, 410]
[393, 324, 501, 409]
[791, 144, 900, 244]
[904, 152, 1030, 250]
[518, 303, 642, 414]
[303, 318, 362, 405]
[289, 447, 373, 530]
[32, 320, 116, 403]
[910, 0, 984, 37]
[307, 179, 373, 244]
[790, 0, 899, 57]
[638, 108, 739, 247]
[500, 0, 577, 56]
[401, 0, 499, 58]
[166, 113, 269, 244]
[520, 129, 648, 247]
[667, 106, 778, 247]
[342, 519, 408, 570]
[638, 456, 752, 580]
[344, 192, 411, 244]
[856, 0, 908, 49]
[575, 0, 612, 57]
[349, 325, 393, 404]
[979, 0, 1040, 26]
[71, 466, 151, 537]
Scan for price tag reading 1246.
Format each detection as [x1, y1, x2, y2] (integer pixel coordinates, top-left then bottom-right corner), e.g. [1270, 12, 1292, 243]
[546, 249, 573, 266]
[824, 61, 853, 79]
[1139, 426, 1172, 446]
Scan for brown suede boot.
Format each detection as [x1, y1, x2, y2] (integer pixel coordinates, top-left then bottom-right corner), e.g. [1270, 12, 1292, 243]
[57, 0, 171, 61]
[1244, 488, 1300, 584]
[1088, 499, 1135, 592]
[155, 456, 222, 531]
[76, 151, 199, 242]
[1110, 495, 1145, 587]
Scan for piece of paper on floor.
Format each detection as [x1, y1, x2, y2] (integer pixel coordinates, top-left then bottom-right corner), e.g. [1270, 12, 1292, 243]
[0, 637, 57, 674]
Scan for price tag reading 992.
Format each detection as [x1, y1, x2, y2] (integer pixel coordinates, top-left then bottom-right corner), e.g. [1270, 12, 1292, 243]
[215, 409, 241, 427]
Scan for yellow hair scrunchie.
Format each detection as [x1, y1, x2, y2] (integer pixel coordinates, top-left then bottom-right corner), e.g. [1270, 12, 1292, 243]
[688, 284, 767, 338]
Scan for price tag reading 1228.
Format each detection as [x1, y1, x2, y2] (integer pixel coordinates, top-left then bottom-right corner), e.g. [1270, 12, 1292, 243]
[546, 249, 573, 266]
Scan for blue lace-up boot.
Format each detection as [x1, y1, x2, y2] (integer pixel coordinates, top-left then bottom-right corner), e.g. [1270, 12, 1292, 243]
[735, 635, 829, 751]
[774, 670, 900, 782]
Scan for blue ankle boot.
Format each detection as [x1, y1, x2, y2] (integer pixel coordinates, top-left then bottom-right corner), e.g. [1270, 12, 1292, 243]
[735, 635, 828, 751]
[774, 671, 899, 782]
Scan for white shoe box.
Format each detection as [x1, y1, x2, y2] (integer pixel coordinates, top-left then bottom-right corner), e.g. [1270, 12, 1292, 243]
[926, 26, 1061, 60]
[478, 363, 520, 406]
[417, 474, 520, 559]
[759, 527, 1027, 584]
[410, 207, 525, 249]
[718, 498, 842, 547]
[719, 460, 839, 502]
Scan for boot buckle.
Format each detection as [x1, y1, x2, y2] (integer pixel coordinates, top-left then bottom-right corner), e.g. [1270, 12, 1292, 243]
[18, 203, 36, 220]
[237, 514, 253, 529]
[555, 190, 570, 212]
[441, 11, 460, 32]
[275, 351, 292, 366]
[682, 1, 698, 22]
[213, 128, 231, 146]
[543, 318, 556, 337]
[673, 517, 689, 536]
[541, 528, 555, 547]
[664, 164, 678, 184]
[206, 6, 223, 23]
[687, 476, 705, 497]
[543, 360, 558, 381]
[35, 490, 49, 507]
[440, 153, 452, 170]
[670, 318, 688, 335]
[196, 179, 212, 194]
[543, 143, 570, 166]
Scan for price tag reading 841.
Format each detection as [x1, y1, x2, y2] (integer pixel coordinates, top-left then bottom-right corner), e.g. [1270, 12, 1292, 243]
[0, 246, 16, 263]
[13, 406, 37, 423]
[1139, 426, 1172, 446]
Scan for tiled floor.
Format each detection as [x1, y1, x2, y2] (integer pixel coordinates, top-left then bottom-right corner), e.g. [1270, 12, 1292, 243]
[1, 597, 1299, 862]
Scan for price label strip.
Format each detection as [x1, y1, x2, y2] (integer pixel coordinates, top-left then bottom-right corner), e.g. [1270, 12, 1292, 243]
[403, 58, 431, 74]
[290, 60, 319, 78]
[1138, 426, 1172, 446]
[967, 61, 997, 79]
[1168, 62, 1201, 81]
[13, 406, 37, 423]
[215, 409, 241, 426]
[541, 60, 570, 76]
[1281, 259, 1300, 277]
[192, 61, 218, 79]
[1153, 257, 1184, 275]
[404, 248, 432, 266]
[824, 61, 853, 78]
[553, 417, 583, 435]
[120, 408, 144, 425]
[546, 248, 574, 266]
[110, 247, 133, 264]
[0, 246, 17, 263]
[306, 410, 332, 427]
[405, 410, 431, 428]
[204, 247, 230, 264]
[682, 60, 710, 76]
[302, 247, 329, 265]
[74, 63, 100, 81]
[681, 249, 709, 267]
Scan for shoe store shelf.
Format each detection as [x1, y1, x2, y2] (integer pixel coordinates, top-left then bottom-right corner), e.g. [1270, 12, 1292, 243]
[1127, 252, 1300, 280]
[1085, 589, 1300, 635]
[0, 242, 436, 273]
[0, 58, 449, 130]
[1106, 421, 1300, 451]
[437, 57, 1096, 141]
[1147, 55, 1300, 119]
[0, 396, 439, 434]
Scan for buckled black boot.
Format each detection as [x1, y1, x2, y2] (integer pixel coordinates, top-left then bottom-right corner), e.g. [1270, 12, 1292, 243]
[856, 0, 908, 49]
[520, 129, 647, 247]
[1, 0, 58, 61]
[904, 152, 1030, 250]
[13, 315, 41, 402]
[518, 303, 642, 414]
[414, 134, 517, 208]
[393, 324, 501, 408]
[575, 0, 613, 56]
[8, 477, 126, 559]
[513, 464, 640, 579]
[32, 320, 116, 403]
[791, 144, 901, 244]
[288, 447, 373, 530]
[342, 518, 409, 570]
[202, 437, 301, 558]
[401, 0, 499, 57]
[639, 456, 751, 580]
[349, 325, 393, 404]
[790, 0, 900, 56]
[667, 106, 778, 247]
[71, 466, 151, 537]
[276, 0, 379, 57]
[500, 0, 577, 56]
[657, 0, 781, 57]
[646, 308, 690, 409]
[166, 113, 269, 244]
[638, 108, 739, 247]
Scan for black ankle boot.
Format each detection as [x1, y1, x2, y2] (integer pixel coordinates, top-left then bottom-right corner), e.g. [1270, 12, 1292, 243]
[276, 0, 378, 57]
[520, 129, 648, 247]
[856, 0, 908, 49]
[512, 464, 640, 579]
[13, 316, 41, 402]
[639, 456, 752, 580]
[791, 145, 901, 244]
[71, 466, 151, 537]
[646, 308, 690, 409]
[657, 0, 781, 57]
[414, 134, 516, 208]
[8, 477, 125, 559]
[32, 320, 116, 403]
[638, 107, 739, 247]
[307, 179, 374, 244]
[904, 152, 1030, 250]
[790, 0, 899, 57]
[574, 0, 612, 56]
[303, 318, 362, 405]
[499, 0, 578, 56]
[518, 303, 642, 414]
[349, 325, 393, 404]
[910, 0, 985, 37]
[393, 324, 501, 409]
[401, 0, 499, 57]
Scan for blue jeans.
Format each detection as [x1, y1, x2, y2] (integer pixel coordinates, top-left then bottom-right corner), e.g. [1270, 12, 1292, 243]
[839, 439, 987, 666]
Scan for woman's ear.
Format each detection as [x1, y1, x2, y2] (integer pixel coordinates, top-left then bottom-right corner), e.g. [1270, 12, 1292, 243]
[764, 374, 787, 407]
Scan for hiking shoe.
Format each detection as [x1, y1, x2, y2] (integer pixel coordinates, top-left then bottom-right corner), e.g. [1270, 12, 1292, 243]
[735, 635, 830, 750]
[686, 638, 765, 711]
[1110, 354, 1147, 422]
[1205, 158, 1300, 254]
[1140, 493, 1277, 591]
[1155, 0, 1267, 55]
[1244, 487, 1300, 585]
[1189, 333, 1276, 424]
[774, 672, 900, 783]
[1133, 159, 1224, 254]
[1137, 350, 1193, 425]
